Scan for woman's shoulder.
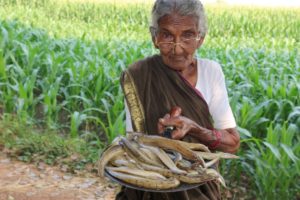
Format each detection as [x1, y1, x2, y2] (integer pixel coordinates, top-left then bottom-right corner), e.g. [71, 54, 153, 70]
[128, 55, 160, 71]
[122, 55, 161, 82]
[197, 58, 224, 81]
[197, 58, 223, 73]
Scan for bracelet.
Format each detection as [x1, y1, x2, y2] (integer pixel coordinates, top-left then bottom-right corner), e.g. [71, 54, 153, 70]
[208, 129, 222, 149]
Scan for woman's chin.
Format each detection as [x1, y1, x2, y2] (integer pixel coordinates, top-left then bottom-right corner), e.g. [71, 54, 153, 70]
[165, 62, 189, 72]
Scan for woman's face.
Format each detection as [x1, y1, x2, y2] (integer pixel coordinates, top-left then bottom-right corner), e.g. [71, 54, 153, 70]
[154, 13, 204, 72]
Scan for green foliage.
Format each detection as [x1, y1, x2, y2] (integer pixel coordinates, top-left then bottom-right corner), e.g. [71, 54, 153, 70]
[0, 0, 299, 199]
[0, 114, 103, 169]
[243, 122, 300, 198]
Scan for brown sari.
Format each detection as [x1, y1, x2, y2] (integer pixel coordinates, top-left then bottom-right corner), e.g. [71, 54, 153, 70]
[117, 55, 221, 200]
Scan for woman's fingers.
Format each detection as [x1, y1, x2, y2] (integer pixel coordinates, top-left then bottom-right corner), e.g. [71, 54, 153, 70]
[159, 116, 184, 127]
[157, 106, 182, 136]
[170, 106, 182, 117]
[171, 129, 184, 140]
[158, 114, 170, 133]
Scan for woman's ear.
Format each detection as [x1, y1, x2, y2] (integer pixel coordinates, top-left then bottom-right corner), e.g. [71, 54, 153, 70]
[152, 36, 159, 49]
[149, 27, 159, 49]
[196, 36, 205, 48]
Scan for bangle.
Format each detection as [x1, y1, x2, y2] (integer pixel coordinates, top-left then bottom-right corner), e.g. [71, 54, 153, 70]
[209, 129, 222, 149]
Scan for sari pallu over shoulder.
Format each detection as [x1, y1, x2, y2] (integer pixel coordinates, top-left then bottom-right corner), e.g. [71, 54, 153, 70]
[118, 55, 221, 200]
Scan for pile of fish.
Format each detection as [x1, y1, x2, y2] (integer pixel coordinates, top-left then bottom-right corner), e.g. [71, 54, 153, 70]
[98, 132, 238, 190]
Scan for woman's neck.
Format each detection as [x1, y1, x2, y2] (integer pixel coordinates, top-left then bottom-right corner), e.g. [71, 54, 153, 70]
[178, 59, 198, 87]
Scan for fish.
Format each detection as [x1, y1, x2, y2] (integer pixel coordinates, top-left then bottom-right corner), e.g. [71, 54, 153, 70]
[195, 151, 239, 160]
[206, 168, 226, 188]
[98, 133, 238, 190]
[133, 134, 205, 166]
[120, 137, 163, 167]
[165, 149, 183, 165]
[106, 168, 180, 190]
[106, 166, 167, 180]
[98, 144, 124, 177]
[141, 144, 187, 174]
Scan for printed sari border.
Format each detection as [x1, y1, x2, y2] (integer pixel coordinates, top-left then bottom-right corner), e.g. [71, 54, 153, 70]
[122, 70, 146, 133]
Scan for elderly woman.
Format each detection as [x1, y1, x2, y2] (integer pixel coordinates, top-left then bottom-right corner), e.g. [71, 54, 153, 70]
[118, 0, 240, 199]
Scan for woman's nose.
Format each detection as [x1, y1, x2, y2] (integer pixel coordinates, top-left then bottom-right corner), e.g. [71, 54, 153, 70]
[172, 37, 184, 55]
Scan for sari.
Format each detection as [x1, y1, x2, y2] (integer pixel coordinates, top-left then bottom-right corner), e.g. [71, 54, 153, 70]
[117, 54, 221, 200]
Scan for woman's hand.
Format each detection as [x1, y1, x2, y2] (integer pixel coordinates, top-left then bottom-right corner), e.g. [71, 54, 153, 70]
[157, 106, 240, 153]
[157, 106, 201, 140]
[158, 107, 240, 153]
[158, 115, 197, 139]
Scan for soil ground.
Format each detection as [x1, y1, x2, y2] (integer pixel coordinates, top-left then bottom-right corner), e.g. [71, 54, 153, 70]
[0, 149, 249, 200]
[0, 151, 118, 200]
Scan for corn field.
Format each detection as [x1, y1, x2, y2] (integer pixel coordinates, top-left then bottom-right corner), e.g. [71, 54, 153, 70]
[0, 0, 299, 199]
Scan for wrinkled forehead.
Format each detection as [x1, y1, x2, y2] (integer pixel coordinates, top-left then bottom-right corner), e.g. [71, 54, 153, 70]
[157, 13, 199, 32]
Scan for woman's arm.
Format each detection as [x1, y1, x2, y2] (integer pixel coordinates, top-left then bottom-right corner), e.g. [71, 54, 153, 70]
[189, 125, 240, 154]
[157, 109, 240, 154]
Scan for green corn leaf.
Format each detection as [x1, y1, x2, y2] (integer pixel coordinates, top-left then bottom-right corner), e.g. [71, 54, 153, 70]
[237, 126, 252, 138]
[280, 143, 299, 163]
[70, 111, 80, 138]
[287, 107, 300, 121]
[263, 141, 281, 160]
[0, 49, 6, 79]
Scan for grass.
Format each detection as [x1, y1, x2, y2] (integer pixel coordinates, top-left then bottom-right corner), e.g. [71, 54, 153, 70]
[0, 113, 103, 172]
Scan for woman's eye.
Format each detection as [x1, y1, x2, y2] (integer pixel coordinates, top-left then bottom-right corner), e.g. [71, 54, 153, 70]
[161, 32, 173, 40]
[182, 32, 195, 40]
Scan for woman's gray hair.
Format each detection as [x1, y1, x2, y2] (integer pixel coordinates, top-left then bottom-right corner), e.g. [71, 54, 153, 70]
[150, 0, 208, 38]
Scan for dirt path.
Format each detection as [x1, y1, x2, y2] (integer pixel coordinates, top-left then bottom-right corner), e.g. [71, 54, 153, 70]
[0, 151, 118, 200]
